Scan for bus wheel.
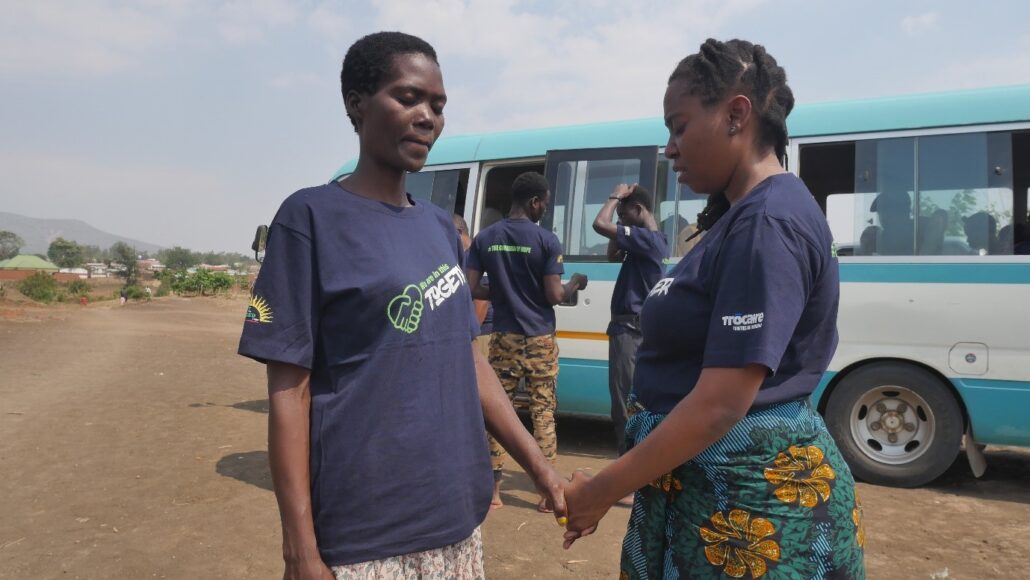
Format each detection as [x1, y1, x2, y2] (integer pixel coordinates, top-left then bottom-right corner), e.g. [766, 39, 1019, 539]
[824, 362, 963, 487]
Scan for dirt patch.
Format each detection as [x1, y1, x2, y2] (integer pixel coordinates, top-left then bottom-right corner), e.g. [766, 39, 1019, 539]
[0, 297, 1027, 578]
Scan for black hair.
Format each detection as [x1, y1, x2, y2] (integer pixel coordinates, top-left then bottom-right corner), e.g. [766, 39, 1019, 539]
[670, 39, 793, 239]
[669, 38, 794, 163]
[684, 193, 732, 244]
[511, 172, 549, 206]
[340, 31, 439, 130]
[452, 213, 469, 236]
[621, 185, 654, 212]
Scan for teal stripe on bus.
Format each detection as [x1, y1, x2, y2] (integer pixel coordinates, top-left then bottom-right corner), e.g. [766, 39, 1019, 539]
[555, 357, 610, 418]
[559, 261, 1030, 284]
[836, 262, 1030, 284]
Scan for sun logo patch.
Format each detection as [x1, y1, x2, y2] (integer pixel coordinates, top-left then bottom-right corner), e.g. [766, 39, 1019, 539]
[246, 295, 274, 324]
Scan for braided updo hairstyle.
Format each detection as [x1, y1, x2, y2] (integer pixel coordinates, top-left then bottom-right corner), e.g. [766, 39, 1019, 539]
[670, 39, 794, 240]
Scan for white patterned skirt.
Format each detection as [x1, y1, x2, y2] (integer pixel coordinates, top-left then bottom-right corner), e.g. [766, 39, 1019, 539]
[331, 527, 484, 580]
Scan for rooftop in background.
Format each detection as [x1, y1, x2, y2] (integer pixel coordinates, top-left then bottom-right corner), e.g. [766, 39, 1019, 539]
[0, 255, 60, 271]
[333, 84, 1030, 178]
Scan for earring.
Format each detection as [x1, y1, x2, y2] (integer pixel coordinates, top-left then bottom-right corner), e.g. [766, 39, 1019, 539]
[728, 125, 739, 135]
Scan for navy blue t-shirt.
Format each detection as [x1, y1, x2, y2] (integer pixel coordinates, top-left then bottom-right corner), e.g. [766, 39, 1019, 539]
[634, 173, 840, 413]
[467, 218, 564, 337]
[238, 183, 492, 566]
[608, 225, 668, 336]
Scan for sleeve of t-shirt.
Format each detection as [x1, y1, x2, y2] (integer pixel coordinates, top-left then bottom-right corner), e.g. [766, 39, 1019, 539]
[702, 215, 810, 374]
[617, 225, 667, 259]
[238, 209, 320, 369]
[543, 232, 565, 276]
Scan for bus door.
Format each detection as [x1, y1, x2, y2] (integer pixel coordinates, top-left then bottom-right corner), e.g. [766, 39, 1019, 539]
[541, 146, 659, 416]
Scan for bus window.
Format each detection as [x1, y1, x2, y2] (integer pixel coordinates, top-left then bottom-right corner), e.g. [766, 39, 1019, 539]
[656, 160, 707, 257]
[803, 133, 1017, 256]
[478, 162, 546, 231]
[918, 133, 1013, 256]
[1014, 131, 1030, 254]
[553, 158, 641, 257]
[406, 168, 470, 215]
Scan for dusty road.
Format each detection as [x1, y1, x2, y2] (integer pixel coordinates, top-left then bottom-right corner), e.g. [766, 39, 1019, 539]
[0, 296, 1028, 579]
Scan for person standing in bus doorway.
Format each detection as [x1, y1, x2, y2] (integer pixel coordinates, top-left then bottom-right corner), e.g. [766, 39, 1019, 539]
[561, 39, 865, 579]
[591, 184, 667, 497]
[467, 171, 588, 512]
[238, 32, 568, 580]
[454, 214, 493, 358]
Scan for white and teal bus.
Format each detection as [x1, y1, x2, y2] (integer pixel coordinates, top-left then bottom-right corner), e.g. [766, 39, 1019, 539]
[328, 84, 1030, 487]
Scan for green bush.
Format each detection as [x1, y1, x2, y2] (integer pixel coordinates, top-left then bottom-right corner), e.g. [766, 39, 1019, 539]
[169, 270, 235, 296]
[66, 279, 92, 296]
[18, 272, 59, 303]
[125, 285, 148, 300]
[156, 283, 171, 297]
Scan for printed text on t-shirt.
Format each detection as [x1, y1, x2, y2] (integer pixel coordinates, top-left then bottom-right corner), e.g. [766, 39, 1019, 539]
[488, 244, 532, 254]
[648, 277, 674, 298]
[722, 312, 764, 332]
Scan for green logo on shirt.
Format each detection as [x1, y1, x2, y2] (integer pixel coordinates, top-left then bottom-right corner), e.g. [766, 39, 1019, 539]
[387, 284, 424, 334]
[386, 263, 468, 334]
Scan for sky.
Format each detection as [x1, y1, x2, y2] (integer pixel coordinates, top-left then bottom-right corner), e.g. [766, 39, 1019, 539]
[2, 0, 1030, 253]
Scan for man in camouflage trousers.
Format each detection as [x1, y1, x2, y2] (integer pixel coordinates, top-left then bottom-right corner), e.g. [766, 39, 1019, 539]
[466, 172, 587, 511]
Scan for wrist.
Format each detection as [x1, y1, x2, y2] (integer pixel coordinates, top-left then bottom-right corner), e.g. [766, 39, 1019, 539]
[526, 453, 556, 482]
[283, 544, 321, 563]
[585, 470, 624, 507]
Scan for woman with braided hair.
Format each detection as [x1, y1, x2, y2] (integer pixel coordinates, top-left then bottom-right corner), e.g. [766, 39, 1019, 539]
[562, 39, 865, 579]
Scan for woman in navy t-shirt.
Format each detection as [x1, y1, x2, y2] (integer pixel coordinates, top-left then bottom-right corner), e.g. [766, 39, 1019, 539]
[239, 32, 567, 579]
[562, 39, 865, 578]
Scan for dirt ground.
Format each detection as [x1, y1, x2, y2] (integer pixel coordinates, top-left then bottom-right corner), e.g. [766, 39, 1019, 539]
[1, 296, 1028, 579]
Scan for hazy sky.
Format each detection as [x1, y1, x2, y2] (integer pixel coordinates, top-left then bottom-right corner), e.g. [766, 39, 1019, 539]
[3, 0, 1029, 252]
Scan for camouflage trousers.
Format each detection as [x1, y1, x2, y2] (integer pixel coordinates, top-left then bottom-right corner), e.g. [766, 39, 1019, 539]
[487, 332, 559, 474]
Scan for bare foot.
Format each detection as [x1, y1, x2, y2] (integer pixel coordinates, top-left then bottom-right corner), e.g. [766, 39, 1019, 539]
[537, 496, 554, 513]
[490, 479, 504, 510]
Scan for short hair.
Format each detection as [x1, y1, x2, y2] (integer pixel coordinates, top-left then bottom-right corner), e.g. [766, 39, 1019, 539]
[621, 185, 654, 212]
[340, 31, 439, 130]
[669, 39, 794, 163]
[511, 172, 549, 205]
[452, 213, 469, 236]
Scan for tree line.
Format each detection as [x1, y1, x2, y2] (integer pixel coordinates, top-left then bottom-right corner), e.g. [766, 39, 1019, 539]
[0, 230, 255, 270]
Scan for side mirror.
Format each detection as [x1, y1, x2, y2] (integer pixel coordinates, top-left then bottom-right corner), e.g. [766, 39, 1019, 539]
[252, 225, 268, 263]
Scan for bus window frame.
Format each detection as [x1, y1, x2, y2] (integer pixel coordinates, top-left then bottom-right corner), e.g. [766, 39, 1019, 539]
[541, 146, 660, 262]
[471, 157, 545, 236]
[408, 162, 481, 231]
[790, 121, 1030, 261]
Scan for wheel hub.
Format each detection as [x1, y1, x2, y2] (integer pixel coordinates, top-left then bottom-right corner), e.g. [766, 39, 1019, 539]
[850, 386, 935, 465]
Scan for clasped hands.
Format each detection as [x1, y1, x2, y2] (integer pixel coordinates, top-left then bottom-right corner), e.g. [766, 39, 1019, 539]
[535, 468, 619, 550]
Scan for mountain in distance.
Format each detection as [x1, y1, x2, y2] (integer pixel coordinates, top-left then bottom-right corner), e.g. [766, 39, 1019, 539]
[0, 211, 163, 255]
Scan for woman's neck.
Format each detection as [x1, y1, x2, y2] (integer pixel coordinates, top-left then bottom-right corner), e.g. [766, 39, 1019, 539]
[340, 157, 410, 207]
[723, 153, 785, 206]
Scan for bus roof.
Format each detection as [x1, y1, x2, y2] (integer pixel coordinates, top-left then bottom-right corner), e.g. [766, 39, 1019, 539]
[333, 84, 1030, 177]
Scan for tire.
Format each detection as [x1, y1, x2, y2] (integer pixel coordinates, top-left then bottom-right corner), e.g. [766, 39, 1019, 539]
[824, 362, 963, 487]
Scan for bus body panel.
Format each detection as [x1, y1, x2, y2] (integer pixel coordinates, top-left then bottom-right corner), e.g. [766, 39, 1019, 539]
[951, 378, 1030, 445]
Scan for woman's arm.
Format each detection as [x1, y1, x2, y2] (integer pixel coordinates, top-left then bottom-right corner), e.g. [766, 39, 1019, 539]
[562, 364, 766, 546]
[266, 362, 334, 579]
[473, 345, 568, 517]
[592, 184, 633, 241]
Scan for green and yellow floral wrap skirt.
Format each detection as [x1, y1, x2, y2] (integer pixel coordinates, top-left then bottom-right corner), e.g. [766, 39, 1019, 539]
[620, 399, 866, 580]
